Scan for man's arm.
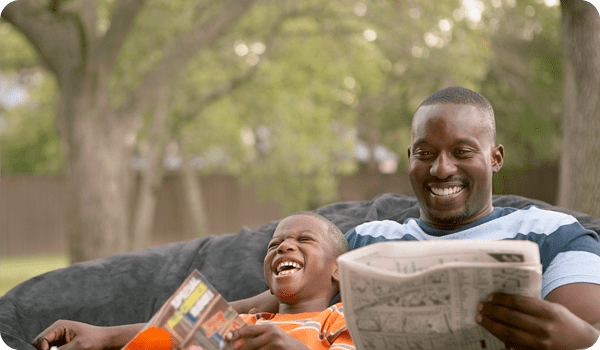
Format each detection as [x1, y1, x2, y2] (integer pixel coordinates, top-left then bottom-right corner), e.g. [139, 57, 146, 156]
[31, 320, 145, 350]
[476, 284, 600, 350]
[545, 283, 600, 325]
[230, 290, 279, 314]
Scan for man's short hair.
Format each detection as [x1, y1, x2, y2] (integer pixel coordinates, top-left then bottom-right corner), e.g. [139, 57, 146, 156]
[289, 211, 349, 256]
[416, 86, 496, 142]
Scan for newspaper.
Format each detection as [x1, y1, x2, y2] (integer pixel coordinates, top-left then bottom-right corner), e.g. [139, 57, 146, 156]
[337, 240, 542, 350]
[123, 269, 246, 350]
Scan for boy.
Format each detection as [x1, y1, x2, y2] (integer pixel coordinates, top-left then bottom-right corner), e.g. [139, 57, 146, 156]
[32, 212, 354, 350]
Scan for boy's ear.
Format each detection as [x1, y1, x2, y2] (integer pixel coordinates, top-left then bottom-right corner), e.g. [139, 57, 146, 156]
[332, 264, 340, 282]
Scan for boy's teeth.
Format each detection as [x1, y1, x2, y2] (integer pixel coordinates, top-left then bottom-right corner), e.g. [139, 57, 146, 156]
[276, 261, 302, 275]
[431, 186, 462, 196]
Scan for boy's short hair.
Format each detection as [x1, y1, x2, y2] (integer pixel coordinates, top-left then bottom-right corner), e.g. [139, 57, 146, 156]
[288, 211, 349, 256]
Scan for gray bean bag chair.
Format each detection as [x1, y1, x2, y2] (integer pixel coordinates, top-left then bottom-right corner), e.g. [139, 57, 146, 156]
[2, 194, 600, 349]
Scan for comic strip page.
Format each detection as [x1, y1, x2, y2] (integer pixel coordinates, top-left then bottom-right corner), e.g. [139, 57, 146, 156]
[338, 241, 542, 350]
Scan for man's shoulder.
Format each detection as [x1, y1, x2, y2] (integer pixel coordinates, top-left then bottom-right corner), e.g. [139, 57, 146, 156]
[356, 219, 407, 230]
[349, 219, 418, 237]
[496, 205, 579, 225]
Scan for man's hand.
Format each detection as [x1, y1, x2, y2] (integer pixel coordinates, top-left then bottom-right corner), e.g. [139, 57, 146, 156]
[31, 320, 111, 350]
[476, 293, 599, 350]
[226, 324, 310, 350]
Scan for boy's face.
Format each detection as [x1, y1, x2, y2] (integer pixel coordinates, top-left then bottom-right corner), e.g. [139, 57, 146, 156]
[264, 215, 339, 305]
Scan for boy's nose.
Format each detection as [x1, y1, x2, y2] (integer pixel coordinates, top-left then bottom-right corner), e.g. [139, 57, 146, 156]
[277, 240, 297, 253]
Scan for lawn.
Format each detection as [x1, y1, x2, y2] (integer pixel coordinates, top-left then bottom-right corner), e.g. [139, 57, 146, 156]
[0, 253, 70, 297]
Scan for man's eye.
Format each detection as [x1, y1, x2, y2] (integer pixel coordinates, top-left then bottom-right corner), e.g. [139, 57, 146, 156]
[414, 150, 432, 157]
[268, 242, 280, 250]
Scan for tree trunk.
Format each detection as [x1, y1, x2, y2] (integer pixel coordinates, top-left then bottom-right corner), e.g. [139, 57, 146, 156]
[557, 0, 600, 218]
[180, 149, 210, 238]
[66, 91, 133, 262]
[130, 87, 171, 251]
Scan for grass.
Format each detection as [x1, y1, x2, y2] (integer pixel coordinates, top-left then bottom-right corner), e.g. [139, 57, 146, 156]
[0, 253, 70, 297]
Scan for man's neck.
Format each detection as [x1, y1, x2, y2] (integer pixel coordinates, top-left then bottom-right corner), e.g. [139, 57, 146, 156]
[420, 206, 495, 231]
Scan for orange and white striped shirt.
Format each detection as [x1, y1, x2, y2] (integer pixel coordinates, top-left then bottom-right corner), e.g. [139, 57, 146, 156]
[240, 303, 355, 350]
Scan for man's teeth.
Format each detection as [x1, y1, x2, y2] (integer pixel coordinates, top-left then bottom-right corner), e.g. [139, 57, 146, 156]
[430, 186, 462, 196]
[276, 261, 302, 275]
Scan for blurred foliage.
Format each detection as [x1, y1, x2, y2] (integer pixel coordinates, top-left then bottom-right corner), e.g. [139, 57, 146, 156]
[0, 0, 563, 211]
[482, 0, 563, 168]
[0, 21, 64, 174]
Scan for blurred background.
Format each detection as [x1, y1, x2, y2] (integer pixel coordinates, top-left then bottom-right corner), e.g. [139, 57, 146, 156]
[1, 0, 599, 295]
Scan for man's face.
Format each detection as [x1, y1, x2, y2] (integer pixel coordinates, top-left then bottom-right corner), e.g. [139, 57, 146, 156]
[408, 103, 503, 230]
[264, 215, 339, 305]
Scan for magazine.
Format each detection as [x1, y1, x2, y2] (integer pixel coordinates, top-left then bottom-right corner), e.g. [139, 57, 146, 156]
[337, 240, 542, 350]
[123, 269, 246, 350]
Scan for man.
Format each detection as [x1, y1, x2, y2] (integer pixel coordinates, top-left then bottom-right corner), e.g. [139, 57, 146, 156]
[344, 86, 600, 349]
[32, 212, 354, 350]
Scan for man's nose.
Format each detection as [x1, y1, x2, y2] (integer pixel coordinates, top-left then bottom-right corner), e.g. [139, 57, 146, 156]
[277, 239, 297, 253]
[430, 153, 457, 179]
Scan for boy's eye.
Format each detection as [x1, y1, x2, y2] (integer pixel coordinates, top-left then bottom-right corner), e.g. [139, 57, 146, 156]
[298, 236, 316, 242]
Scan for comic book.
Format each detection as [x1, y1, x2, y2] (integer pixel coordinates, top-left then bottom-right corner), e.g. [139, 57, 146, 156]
[123, 270, 246, 350]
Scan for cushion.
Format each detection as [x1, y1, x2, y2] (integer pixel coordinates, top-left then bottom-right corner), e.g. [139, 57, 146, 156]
[1, 194, 599, 349]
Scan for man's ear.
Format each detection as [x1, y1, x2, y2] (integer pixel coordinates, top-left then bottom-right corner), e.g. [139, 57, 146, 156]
[407, 146, 412, 159]
[492, 144, 504, 173]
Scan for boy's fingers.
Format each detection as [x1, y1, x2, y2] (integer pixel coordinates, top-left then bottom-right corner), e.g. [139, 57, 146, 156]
[233, 332, 270, 350]
[232, 324, 268, 338]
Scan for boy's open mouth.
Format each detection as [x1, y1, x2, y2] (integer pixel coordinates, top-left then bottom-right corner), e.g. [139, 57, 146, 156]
[275, 260, 303, 276]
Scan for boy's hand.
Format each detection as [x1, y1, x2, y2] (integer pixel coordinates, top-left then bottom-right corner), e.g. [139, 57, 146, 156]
[476, 293, 599, 350]
[226, 324, 310, 350]
[31, 320, 110, 350]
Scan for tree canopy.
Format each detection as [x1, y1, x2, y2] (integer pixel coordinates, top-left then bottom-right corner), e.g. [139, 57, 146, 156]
[1, 0, 563, 200]
[0, 0, 569, 260]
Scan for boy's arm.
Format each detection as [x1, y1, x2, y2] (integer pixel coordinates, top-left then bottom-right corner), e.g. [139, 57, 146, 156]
[226, 324, 311, 350]
[31, 320, 145, 350]
[476, 284, 600, 349]
[230, 290, 279, 314]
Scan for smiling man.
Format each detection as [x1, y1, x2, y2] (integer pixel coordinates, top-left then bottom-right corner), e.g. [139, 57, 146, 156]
[345, 86, 600, 349]
[409, 101, 503, 229]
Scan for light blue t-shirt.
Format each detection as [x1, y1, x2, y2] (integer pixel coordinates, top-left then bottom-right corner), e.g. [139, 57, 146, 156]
[344, 206, 600, 298]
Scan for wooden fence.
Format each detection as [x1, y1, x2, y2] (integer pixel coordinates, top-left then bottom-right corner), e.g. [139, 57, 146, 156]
[0, 166, 558, 256]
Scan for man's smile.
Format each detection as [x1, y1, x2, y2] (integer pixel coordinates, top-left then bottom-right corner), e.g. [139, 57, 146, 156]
[429, 185, 465, 197]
